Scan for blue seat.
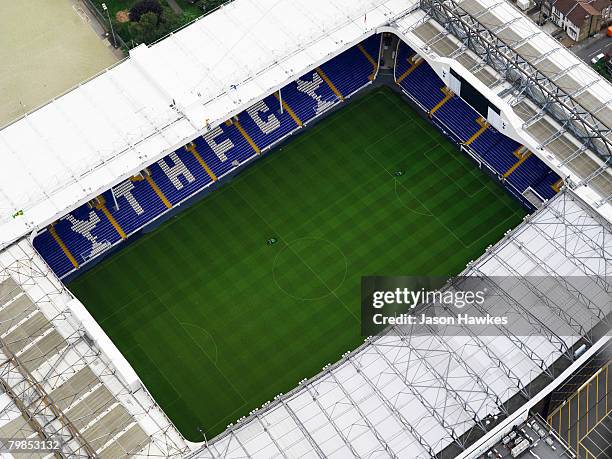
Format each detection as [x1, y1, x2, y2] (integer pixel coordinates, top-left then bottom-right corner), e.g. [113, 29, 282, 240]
[434, 97, 481, 142]
[320, 42, 374, 97]
[103, 178, 168, 237]
[147, 149, 214, 207]
[54, 205, 121, 267]
[237, 93, 299, 151]
[193, 122, 258, 179]
[281, 70, 339, 124]
[33, 230, 75, 278]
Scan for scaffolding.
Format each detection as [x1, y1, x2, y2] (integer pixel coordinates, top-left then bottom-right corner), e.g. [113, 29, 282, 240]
[419, 0, 612, 161]
[0, 239, 191, 458]
[190, 190, 611, 459]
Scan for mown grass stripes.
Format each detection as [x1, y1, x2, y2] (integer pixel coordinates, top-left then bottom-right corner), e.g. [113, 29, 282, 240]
[69, 87, 526, 441]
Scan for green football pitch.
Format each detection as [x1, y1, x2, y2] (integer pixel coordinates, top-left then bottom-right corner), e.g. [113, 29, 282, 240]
[69, 86, 526, 441]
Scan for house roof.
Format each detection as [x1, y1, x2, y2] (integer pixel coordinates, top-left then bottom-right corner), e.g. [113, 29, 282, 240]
[553, 0, 610, 24]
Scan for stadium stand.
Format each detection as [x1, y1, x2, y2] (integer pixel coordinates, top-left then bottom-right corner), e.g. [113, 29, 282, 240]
[278, 71, 338, 124]
[33, 34, 380, 280]
[319, 34, 381, 97]
[395, 41, 560, 206]
[2, 0, 611, 456]
[32, 35, 562, 282]
[0, 241, 189, 457]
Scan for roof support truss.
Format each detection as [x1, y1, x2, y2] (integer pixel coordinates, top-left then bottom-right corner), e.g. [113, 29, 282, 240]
[419, 0, 612, 160]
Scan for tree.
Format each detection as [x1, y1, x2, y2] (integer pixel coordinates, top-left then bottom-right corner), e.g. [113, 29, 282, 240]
[129, 0, 163, 22]
[131, 12, 160, 44]
[130, 6, 184, 45]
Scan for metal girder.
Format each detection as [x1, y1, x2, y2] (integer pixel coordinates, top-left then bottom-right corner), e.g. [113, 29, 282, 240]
[528, 194, 612, 292]
[421, 294, 532, 397]
[396, 325, 509, 415]
[419, 0, 612, 160]
[369, 340, 469, 449]
[304, 381, 361, 458]
[471, 269, 571, 358]
[507, 237, 608, 323]
[449, 276, 553, 376]
[254, 415, 289, 459]
[279, 399, 326, 459]
[326, 370, 400, 458]
[487, 251, 591, 342]
[345, 356, 437, 457]
[395, 335, 491, 432]
[0, 349, 96, 458]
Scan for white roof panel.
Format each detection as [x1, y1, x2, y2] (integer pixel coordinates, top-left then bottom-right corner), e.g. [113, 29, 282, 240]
[193, 191, 611, 459]
[0, 0, 414, 249]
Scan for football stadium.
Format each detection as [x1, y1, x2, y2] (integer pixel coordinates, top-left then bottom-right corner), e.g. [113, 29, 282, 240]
[0, 0, 610, 457]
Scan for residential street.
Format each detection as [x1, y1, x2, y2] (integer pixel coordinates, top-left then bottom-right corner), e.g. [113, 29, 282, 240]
[570, 29, 612, 63]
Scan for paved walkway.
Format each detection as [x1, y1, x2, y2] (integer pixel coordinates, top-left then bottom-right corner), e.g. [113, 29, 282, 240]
[167, 0, 183, 15]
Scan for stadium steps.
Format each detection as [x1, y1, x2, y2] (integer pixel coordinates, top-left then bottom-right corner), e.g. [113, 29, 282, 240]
[315, 67, 345, 101]
[106, 177, 168, 238]
[464, 118, 489, 146]
[93, 196, 127, 240]
[236, 93, 299, 152]
[194, 122, 257, 179]
[279, 70, 339, 124]
[399, 62, 446, 111]
[433, 97, 482, 142]
[362, 34, 382, 71]
[503, 150, 532, 178]
[395, 42, 414, 76]
[506, 155, 552, 193]
[149, 150, 214, 207]
[274, 92, 303, 127]
[233, 118, 261, 154]
[144, 173, 172, 209]
[32, 231, 73, 277]
[396, 57, 423, 84]
[358, 44, 378, 79]
[429, 88, 454, 116]
[185, 142, 218, 181]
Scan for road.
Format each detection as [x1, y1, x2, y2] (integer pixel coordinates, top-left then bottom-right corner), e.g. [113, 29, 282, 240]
[570, 30, 612, 64]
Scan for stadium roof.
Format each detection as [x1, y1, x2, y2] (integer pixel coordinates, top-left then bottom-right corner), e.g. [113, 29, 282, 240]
[1, 0, 611, 251]
[0, 0, 416, 251]
[397, 0, 612, 218]
[0, 239, 190, 457]
[190, 190, 611, 458]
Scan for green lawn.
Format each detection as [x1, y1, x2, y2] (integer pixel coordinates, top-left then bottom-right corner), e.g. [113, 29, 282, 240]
[69, 87, 526, 441]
